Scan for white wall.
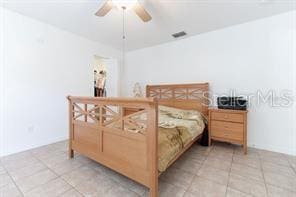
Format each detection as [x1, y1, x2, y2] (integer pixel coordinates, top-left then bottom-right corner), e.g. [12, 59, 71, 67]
[104, 59, 120, 97]
[123, 11, 296, 155]
[0, 7, 120, 156]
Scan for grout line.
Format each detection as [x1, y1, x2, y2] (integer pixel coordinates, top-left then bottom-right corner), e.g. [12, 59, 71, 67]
[259, 153, 269, 197]
[32, 148, 86, 197]
[0, 142, 78, 196]
[225, 146, 234, 197]
[0, 161, 25, 196]
[285, 155, 296, 175]
[2, 141, 295, 197]
[181, 144, 212, 197]
[57, 187, 74, 196]
[17, 144, 77, 195]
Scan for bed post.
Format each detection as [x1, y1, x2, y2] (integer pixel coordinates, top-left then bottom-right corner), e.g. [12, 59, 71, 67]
[67, 96, 74, 158]
[148, 98, 158, 197]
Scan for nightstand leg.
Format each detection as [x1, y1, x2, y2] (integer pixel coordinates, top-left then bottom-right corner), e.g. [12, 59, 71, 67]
[243, 144, 247, 155]
[69, 149, 74, 158]
[208, 137, 211, 146]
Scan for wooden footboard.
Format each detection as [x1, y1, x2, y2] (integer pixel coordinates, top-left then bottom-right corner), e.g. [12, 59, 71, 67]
[67, 96, 158, 197]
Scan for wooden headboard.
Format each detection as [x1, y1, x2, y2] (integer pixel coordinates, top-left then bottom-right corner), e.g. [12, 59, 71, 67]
[146, 83, 209, 116]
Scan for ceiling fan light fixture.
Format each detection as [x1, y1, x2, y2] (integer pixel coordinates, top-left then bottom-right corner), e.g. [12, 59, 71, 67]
[113, 0, 137, 10]
[95, 0, 152, 22]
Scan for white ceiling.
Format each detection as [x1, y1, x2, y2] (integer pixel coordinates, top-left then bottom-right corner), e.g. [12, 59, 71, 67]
[2, 0, 296, 51]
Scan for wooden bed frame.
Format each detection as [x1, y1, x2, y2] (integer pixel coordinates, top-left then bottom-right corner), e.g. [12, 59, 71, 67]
[67, 83, 209, 197]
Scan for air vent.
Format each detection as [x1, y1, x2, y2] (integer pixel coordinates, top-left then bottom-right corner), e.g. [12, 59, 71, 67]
[172, 31, 187, 38]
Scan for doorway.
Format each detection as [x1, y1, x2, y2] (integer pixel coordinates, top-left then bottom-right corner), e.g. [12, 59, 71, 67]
[93, 55, 119, 97]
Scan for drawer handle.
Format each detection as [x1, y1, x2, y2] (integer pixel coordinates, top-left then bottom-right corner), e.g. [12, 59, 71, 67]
[224, 125, 229, 129]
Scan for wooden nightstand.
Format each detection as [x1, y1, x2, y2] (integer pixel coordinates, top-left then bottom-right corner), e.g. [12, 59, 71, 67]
[208, 108, 248, 154]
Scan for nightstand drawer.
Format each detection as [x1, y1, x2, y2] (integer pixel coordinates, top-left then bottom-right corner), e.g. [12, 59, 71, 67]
[211, 120, 244, 141]
[211, 111, 244, 123]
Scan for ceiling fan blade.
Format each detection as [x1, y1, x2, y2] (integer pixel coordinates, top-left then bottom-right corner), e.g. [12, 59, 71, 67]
[95, 0, 113, 16]
[132, 2, 152, 22]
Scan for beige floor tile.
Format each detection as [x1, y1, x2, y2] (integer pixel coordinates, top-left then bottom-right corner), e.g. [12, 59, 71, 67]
[49, 158, 83, 175]
[23, 178, 71, 197]
[226, 188, 252, 197]
[49, 140, 68, 152]
[232, 155, 261, 169]
[181, 151, 207, 164]
[1, 151, 32, 163]
[2, 156, 39, 172]
[262, 161, 296, 178]
[286, 155, 296, 162]
[212, 141, 236, 149]
[286, 155, 296, 169]
[88, 160, 128, 180]
[187, 176, 227, 197]
[8, 161, 47, 181]
[291, 163, 296, 171]
[160, 167, 195, 189]
[260, 155, 290, 167]
[172, 157, 202, 174]
[30, 145, 60, 159]
[74, 173, 118, 196]
[143, 181, 185, 197]
[90, 162, 116, 177]
[212, 144, 234, 154]
[286, 155, 296, 167]
[258, 150, 285, 158]
[107, 171, 147, 196]
[0, 182, 22, 197]
[264, 172, 296, 192]
[187, 145, 212, 156]
[197, 165, 229, 186]
[208, 151, 233, 162]
[4, 140, 296, 197]
[183, 191, 201, 197]
[266, 184, 296, 197]
[158, 181, 186, 197]
[230, 163, 264, 182]
[61, 165, 100, 187]
[60, 189, 83, 197]
[228, 173, 267, 197]
[75, 154, 96, 165]
[0, 173, 14, 188]
[203, 157, 232, 172]
[0, 164, 6, 175]
[234, 147, 260, 158]
[39, 151, 68, 167]
[105, 185, 139, 197]
[14, 169, 57, 193]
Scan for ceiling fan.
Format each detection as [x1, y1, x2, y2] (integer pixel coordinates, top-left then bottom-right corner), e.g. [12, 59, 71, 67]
[95, 0, 152, 22]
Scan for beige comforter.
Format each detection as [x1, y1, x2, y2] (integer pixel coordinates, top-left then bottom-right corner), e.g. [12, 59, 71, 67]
[157, 106, 205, 171]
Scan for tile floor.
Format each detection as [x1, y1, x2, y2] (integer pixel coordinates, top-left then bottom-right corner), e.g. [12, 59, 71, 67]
[0, 141, 295, 197]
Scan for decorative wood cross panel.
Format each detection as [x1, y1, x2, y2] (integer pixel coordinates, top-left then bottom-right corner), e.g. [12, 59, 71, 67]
[149, 87, 205, 100]
[72, 102, 148, 135]
[73, 103, 100, 123]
